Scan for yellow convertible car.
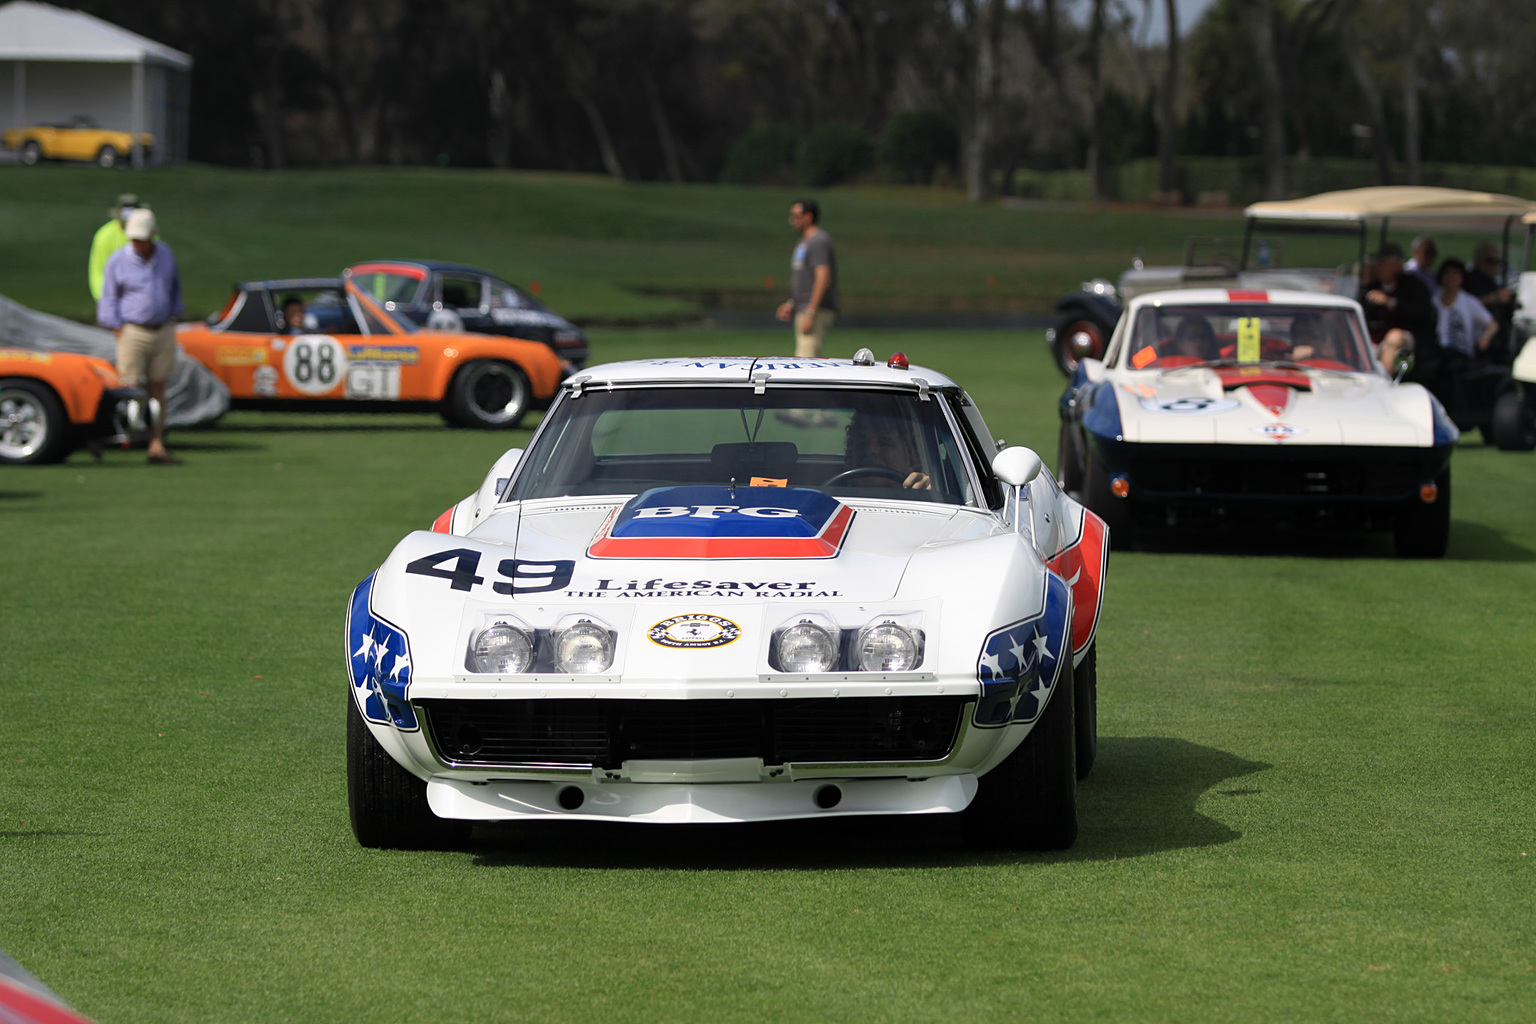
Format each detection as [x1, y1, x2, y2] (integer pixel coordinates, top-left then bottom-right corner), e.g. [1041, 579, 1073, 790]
[4, 116, 152, 167]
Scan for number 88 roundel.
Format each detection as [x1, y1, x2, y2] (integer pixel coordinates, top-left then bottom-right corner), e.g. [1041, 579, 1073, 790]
[283, 335, 348, 396]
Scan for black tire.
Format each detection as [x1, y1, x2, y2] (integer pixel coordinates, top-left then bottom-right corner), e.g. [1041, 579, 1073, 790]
[96, 145, 120, 168]
[962, 665, 1078, 851]
[347, 690, 471, 850]
[1393, 469, 1451, 559]
[20, 140, 40, 165]
[1052, 313, 1110, 376]
[448, 359, 530, 429]
[1073, 642, 1098, 780]
[0, 379, 71, 465]
[1084, 448, 1134, 550]
[1489, 389, 1536, 451]
[1057, 421, 1083, 494]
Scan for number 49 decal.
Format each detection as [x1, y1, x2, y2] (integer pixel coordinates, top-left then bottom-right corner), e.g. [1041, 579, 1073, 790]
[405, 548, 573, 595]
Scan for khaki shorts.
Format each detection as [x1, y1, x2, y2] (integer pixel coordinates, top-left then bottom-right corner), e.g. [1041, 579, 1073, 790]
[117, 322, 177, 386]
[794, 309, 836, 358]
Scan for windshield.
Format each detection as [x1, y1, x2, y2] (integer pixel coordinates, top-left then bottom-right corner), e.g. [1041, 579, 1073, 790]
[1121, 303, 1374, 372]
[352, 269, 424, 307]
[509, 386, 980, 506]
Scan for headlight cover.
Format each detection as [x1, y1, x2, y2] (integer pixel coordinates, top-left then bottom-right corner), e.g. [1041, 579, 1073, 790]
[858, 621, 920, 672]
[467, 621, 535, 674]
[776, 620, 839, 673]
[553, 619, 614, 674]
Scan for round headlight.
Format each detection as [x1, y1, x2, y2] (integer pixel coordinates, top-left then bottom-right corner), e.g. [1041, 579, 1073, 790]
[468, 623, 534, 674]
[555, 620, 613, 674]
[859, 622, 918, 672]
[777, 621, 838, 673]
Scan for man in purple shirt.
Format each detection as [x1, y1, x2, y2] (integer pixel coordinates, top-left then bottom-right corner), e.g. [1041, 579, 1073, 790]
[97, 208, 183, 463]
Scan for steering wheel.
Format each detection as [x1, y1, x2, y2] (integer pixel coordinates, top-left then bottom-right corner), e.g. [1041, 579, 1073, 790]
[822, 466, 907, 487]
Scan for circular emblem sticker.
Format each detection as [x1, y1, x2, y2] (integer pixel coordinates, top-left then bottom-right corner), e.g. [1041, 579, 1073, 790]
[282, 335, 348, 396]
[648, 614, 741, 649]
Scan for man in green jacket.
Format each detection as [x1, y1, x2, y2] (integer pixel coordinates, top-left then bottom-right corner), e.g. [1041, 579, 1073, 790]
[88, 194, 144, 301]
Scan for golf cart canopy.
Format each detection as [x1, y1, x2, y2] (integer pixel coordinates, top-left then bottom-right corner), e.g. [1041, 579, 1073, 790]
[1241, 186, 1536, 270]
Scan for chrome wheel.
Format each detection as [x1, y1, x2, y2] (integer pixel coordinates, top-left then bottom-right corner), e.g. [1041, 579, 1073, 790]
[0, 386, 54, 462]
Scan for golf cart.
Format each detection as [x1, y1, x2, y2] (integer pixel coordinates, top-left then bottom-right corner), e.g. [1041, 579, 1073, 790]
[1048, 186, 1536, 450]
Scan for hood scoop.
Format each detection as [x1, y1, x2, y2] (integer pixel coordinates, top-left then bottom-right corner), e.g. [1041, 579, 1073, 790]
[1212, 368, 1312, 417]
[587, 486, 854, 560]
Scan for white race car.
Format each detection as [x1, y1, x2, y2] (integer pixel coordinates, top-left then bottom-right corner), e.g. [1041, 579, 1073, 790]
[347, 353, 1108, 850]
[1058, 289, 1458, 556]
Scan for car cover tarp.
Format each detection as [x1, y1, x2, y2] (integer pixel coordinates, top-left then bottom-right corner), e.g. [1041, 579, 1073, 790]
[0, 293, 228, 427]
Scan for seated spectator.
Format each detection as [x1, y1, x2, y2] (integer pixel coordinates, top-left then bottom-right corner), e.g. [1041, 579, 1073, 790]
[1433, 258, 1497, 358]
[1405, 235, 1438, 291]
[281, 296, 307, 334]
[1359, 243, 1435, 374]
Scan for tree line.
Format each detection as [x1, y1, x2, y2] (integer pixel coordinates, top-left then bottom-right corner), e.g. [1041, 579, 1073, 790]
[78, 0, 1536, 200]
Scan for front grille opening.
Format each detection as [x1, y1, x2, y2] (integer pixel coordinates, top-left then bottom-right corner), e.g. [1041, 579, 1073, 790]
[417, 697, 967, 770]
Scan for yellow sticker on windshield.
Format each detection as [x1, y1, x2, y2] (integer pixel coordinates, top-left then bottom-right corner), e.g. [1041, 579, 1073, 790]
[1236, 317, 1262, 363]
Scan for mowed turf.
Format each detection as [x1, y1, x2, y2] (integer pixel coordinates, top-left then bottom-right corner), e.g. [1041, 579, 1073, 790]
[3, 328, 1535, 1023]
[0, 164, 1240, 324]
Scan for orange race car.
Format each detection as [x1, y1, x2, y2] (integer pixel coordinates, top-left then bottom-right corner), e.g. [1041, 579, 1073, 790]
[178, 278, 566, 428]
[0, 348, 137, 464]
[3, 115, 153, 167]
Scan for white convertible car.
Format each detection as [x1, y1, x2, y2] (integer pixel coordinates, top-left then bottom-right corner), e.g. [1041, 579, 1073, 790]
[1057, 289, 1458, 556]
[347, 353, 1108, 851]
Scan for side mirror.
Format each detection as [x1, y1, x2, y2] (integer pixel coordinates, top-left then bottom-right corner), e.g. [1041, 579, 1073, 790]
[475, 447, 524, 514]
[1080, 357, 1107, 382]
[992, 446, 1043, 487]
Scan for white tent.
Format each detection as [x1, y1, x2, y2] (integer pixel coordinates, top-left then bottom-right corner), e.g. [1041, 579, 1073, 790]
[0, 1, 192, 167]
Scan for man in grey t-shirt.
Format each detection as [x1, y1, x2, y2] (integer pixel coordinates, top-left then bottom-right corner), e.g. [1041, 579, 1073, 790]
[775, 198, 838, 357]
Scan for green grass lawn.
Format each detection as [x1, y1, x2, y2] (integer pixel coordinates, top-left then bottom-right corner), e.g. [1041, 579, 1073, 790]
[2, 327, 1533, 1023]
[0, 165, 1243, 324]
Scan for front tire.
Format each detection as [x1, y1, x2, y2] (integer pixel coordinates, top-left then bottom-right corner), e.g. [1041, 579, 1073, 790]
[962, 666, 1078, 851]
[1393, 469, 1450, 559]
[447, 359, 530, 429]
[0, 380, 70, 464]
[20, 140, 40, 165]
[1489, 389, 1536, 451]
[1051, 313, 1110, 376]
[1073, 643, 1098, 780]
[96, 145, 120, 168]
[347, 691, 471, 850]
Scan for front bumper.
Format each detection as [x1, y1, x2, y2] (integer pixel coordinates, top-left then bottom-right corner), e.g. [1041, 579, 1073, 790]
[428, 773, 977, 823]
[1089, 437, 1452, 516]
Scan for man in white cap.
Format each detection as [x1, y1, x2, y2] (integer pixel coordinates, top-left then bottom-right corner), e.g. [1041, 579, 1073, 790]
[97, 208, 183, 464]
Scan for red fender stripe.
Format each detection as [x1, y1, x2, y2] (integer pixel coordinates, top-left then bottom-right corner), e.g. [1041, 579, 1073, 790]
[1046, 507, 1109, 656]
[431, 507, 454, 534]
